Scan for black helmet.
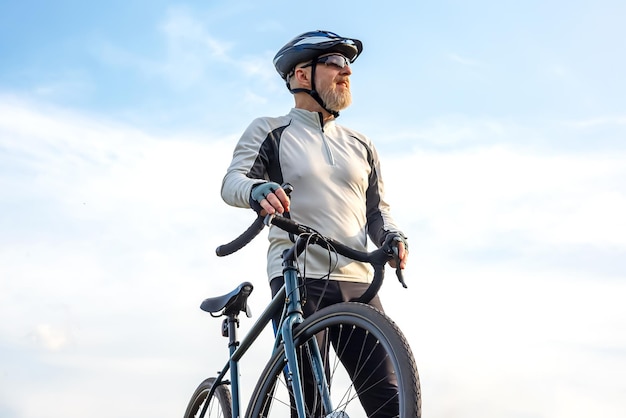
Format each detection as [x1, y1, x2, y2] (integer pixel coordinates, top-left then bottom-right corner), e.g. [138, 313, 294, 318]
[273, 30, 363, 80]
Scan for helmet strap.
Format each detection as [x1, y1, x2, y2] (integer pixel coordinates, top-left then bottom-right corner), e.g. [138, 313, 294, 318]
[287, 58, 340, 119]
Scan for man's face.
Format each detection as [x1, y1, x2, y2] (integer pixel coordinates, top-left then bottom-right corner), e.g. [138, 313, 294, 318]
[314, 54, 353, 112]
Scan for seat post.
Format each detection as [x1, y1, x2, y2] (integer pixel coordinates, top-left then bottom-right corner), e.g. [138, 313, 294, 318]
[224, 312, 241, 414]
[222, 314, 240, 356]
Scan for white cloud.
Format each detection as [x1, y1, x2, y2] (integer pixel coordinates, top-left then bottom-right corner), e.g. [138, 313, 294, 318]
[90, 7, 280, 96]
[160, 7, 234, 61]
[564, 115, 626, 128]
[447, 52, 483, 67]
[89, 8, 246, 89]
[1, 97, 625, 418]
[30, 324, 71, 351]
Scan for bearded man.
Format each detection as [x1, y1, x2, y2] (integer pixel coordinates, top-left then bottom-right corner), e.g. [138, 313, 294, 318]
[220, 30, 409, 417]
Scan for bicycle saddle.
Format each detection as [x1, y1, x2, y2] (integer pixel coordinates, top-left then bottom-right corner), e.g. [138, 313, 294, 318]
[200, 281, 253, 317]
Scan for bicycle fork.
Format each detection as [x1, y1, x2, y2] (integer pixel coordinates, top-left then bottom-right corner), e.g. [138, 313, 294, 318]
[281, 262, 334, 417]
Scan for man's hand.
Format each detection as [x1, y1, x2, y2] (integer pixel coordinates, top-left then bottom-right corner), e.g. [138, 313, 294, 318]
[383, 233, 409, 270]
[250, 182, 291, 215]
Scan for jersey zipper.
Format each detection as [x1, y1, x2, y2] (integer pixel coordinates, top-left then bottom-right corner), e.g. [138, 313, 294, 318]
[318, 113, 336, 165]
[320, 129, 335, 165]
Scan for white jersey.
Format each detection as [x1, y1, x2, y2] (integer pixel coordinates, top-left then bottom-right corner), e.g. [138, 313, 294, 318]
[221, 108, 403, 283]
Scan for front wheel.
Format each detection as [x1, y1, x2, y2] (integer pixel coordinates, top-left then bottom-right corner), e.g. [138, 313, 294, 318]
[246, 302, 421, 418]
[183, 377, 232, 418]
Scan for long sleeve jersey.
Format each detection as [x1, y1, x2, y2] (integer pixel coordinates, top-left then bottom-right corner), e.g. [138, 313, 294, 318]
[221, 108, 403, 283]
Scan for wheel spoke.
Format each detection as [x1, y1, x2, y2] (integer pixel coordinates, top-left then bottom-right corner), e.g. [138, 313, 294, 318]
[246, 303, 420, 418]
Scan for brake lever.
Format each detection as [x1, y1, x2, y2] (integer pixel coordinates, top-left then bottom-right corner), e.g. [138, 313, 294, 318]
[263, 213, 275, 226]
[393, 247, 408, 289]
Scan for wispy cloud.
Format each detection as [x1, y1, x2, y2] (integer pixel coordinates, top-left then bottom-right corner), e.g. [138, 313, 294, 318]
[564, 115, 626, 128]
[0, 96, 261, 416]
[160, 8, 234, 61]
[447, 52, 483, 67]
[92, 7, 277, 91]
[2, 88, 626, 418]
[2, 1, 625, 416]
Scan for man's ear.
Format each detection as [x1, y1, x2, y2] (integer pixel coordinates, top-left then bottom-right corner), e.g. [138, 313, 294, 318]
[293, 67, 311, 89]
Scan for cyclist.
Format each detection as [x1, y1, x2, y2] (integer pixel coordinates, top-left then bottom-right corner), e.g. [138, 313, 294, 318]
[221, 30, 409, 417]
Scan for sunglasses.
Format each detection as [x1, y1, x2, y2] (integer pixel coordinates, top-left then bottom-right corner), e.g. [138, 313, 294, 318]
[301, 54, 351, 70]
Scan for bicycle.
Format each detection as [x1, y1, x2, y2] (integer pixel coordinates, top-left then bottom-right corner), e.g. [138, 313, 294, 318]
[183, 196, 421, 417]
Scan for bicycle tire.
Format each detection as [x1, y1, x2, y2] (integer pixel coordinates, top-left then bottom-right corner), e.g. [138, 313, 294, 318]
[183, 377, 233, 418]
[245, 302, 420, 418]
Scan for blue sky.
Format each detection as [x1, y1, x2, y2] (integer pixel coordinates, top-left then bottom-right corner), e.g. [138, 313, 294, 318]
[1, 1, 625, 417]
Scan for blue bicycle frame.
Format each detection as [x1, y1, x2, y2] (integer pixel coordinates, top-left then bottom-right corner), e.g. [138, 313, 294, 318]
[201, 207, 406, 417]
[198, 247, 332, 418]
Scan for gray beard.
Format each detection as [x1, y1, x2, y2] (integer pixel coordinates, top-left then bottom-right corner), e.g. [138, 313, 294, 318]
[319, 87, 352, 112]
